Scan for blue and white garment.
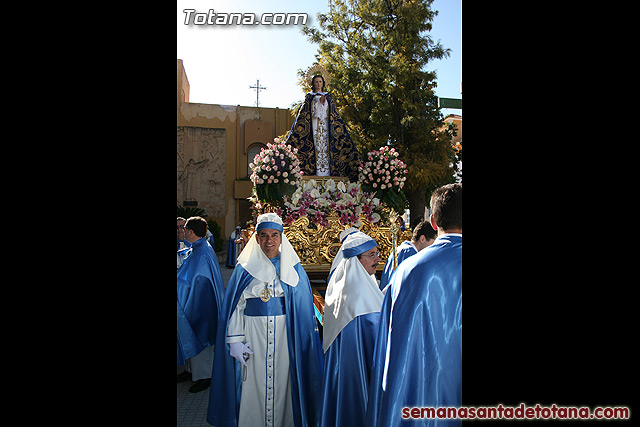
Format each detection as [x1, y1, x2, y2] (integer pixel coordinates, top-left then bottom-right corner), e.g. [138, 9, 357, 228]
[207, 213, 323, 427]
[320, 232, 383, 427]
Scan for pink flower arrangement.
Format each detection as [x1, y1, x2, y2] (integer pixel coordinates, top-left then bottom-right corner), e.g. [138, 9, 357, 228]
[358, 146, 407, 191]
[249, 138, 303, 187]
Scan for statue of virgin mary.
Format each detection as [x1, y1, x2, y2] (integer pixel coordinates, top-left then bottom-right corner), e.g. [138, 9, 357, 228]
[286, 67, 363, 181]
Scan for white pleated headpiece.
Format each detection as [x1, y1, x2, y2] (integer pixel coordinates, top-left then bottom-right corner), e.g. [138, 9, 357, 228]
[323, 232, 383, 352]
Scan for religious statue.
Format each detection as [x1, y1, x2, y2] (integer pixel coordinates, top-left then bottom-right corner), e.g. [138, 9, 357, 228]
[286, 70, 363, 181]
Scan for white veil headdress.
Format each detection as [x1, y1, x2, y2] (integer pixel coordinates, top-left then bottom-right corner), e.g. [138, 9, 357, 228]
[323, 232, 383, 352]
[236, 213, 300, 287]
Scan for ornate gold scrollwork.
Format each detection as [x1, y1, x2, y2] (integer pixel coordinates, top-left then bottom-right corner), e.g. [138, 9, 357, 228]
[281, 208, 411, 272]
[253, 199, 411, 273]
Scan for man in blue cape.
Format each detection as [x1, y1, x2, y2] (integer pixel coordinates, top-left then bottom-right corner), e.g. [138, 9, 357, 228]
[286, 74, 362, 180]
[366, 183, 462, 426]
[321, 231, 383, 427]
[207, 213, 323, 427]
[378, 220, 437, 291]
[226, 226, 242, 268]
[177, 216, 225, 393]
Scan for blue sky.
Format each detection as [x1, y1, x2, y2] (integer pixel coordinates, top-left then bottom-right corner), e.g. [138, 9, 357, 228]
[177, 0, 461, 115]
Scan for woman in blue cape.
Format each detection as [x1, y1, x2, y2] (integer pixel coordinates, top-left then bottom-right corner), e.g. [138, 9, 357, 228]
[207, 213, 323, 427]
[286, 74, 362, 181]
[321, 232, 383, 427]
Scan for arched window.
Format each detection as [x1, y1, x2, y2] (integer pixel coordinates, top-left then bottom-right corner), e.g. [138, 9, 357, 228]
[247, 143, 266, 177]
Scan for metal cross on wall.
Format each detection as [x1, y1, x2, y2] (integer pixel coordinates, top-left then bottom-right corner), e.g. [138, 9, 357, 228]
[249, 79, 267, 107]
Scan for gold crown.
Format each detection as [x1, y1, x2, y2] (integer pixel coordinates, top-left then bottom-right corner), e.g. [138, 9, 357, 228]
[304, 63, 330, 87]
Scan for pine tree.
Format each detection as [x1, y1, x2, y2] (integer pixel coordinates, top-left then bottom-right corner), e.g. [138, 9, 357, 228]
[303, 0, 458, 224]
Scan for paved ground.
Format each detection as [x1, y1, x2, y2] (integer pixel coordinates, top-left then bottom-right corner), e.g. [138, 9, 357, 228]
[177, 260, 235, 427]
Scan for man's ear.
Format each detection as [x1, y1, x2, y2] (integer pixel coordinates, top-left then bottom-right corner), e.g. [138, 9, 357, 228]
[429, 214, 438, 231]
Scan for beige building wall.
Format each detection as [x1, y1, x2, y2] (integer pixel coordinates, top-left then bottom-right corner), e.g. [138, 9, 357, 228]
[177, 59, 295, 238]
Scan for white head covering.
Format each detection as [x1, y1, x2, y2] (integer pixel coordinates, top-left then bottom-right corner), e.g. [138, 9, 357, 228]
[323, 232, 383, 352]
[329, 227, 360, 277]
[236, 213, 300, 287]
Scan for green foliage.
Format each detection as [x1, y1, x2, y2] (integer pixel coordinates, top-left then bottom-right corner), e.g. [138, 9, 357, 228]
[177, 205, 207, 218]
[207, 218, 224, 253]
[255, 181, 297, 204]
[302, 0, 458, 205]
[362, 183, 409, 213]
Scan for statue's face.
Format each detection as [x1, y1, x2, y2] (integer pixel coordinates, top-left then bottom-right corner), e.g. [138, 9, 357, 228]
[258, 228, 282, 259]
[312, 76, 324, 92]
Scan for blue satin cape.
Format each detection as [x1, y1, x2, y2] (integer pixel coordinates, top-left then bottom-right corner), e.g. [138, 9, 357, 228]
[177, 238, 225, 365]
[286, 92, 363, 181]
[226, 236, 237, 268]
[320, 312, 380, 427]
[379, 241, 418, 291]
[366, 235, 462, 426]
[207, 255, 323, 427]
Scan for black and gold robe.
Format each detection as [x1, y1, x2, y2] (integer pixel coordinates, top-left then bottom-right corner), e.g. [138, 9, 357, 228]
[286, 92, 363, 181]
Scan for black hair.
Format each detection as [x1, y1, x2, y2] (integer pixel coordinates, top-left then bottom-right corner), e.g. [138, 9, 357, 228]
[412, 220, 437, 241]
[185, 216, 208, 238]
[430, 183, 462, 231]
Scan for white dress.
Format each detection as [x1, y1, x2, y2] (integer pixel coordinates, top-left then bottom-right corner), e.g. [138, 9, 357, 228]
[311, 94, 330, 176]
[227, 275, 294, 427]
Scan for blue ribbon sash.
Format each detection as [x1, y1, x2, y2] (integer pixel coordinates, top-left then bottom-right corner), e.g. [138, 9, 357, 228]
[244, 297, 286, 317]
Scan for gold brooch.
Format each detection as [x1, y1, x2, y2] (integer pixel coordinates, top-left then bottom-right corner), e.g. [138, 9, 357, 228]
[260, 282, 271, 302]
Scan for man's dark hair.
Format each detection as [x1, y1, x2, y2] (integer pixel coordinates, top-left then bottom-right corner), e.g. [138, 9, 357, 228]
[430, 183, 462, 231]
[185, 216, 208, 238]
[412, 220, 437, 242]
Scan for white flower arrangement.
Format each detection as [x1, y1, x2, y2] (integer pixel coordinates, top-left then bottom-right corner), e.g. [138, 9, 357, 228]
[281, 178, 384, 228]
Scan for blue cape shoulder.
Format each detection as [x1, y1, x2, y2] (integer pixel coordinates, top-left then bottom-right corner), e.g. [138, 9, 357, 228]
[177, 238, 225, 364]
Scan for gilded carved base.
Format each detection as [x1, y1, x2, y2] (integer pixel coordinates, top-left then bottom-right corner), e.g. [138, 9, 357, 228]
[280, 210, 411, 273]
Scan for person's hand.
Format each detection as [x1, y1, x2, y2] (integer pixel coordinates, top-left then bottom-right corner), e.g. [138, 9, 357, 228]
[229, 341, 254, 367]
